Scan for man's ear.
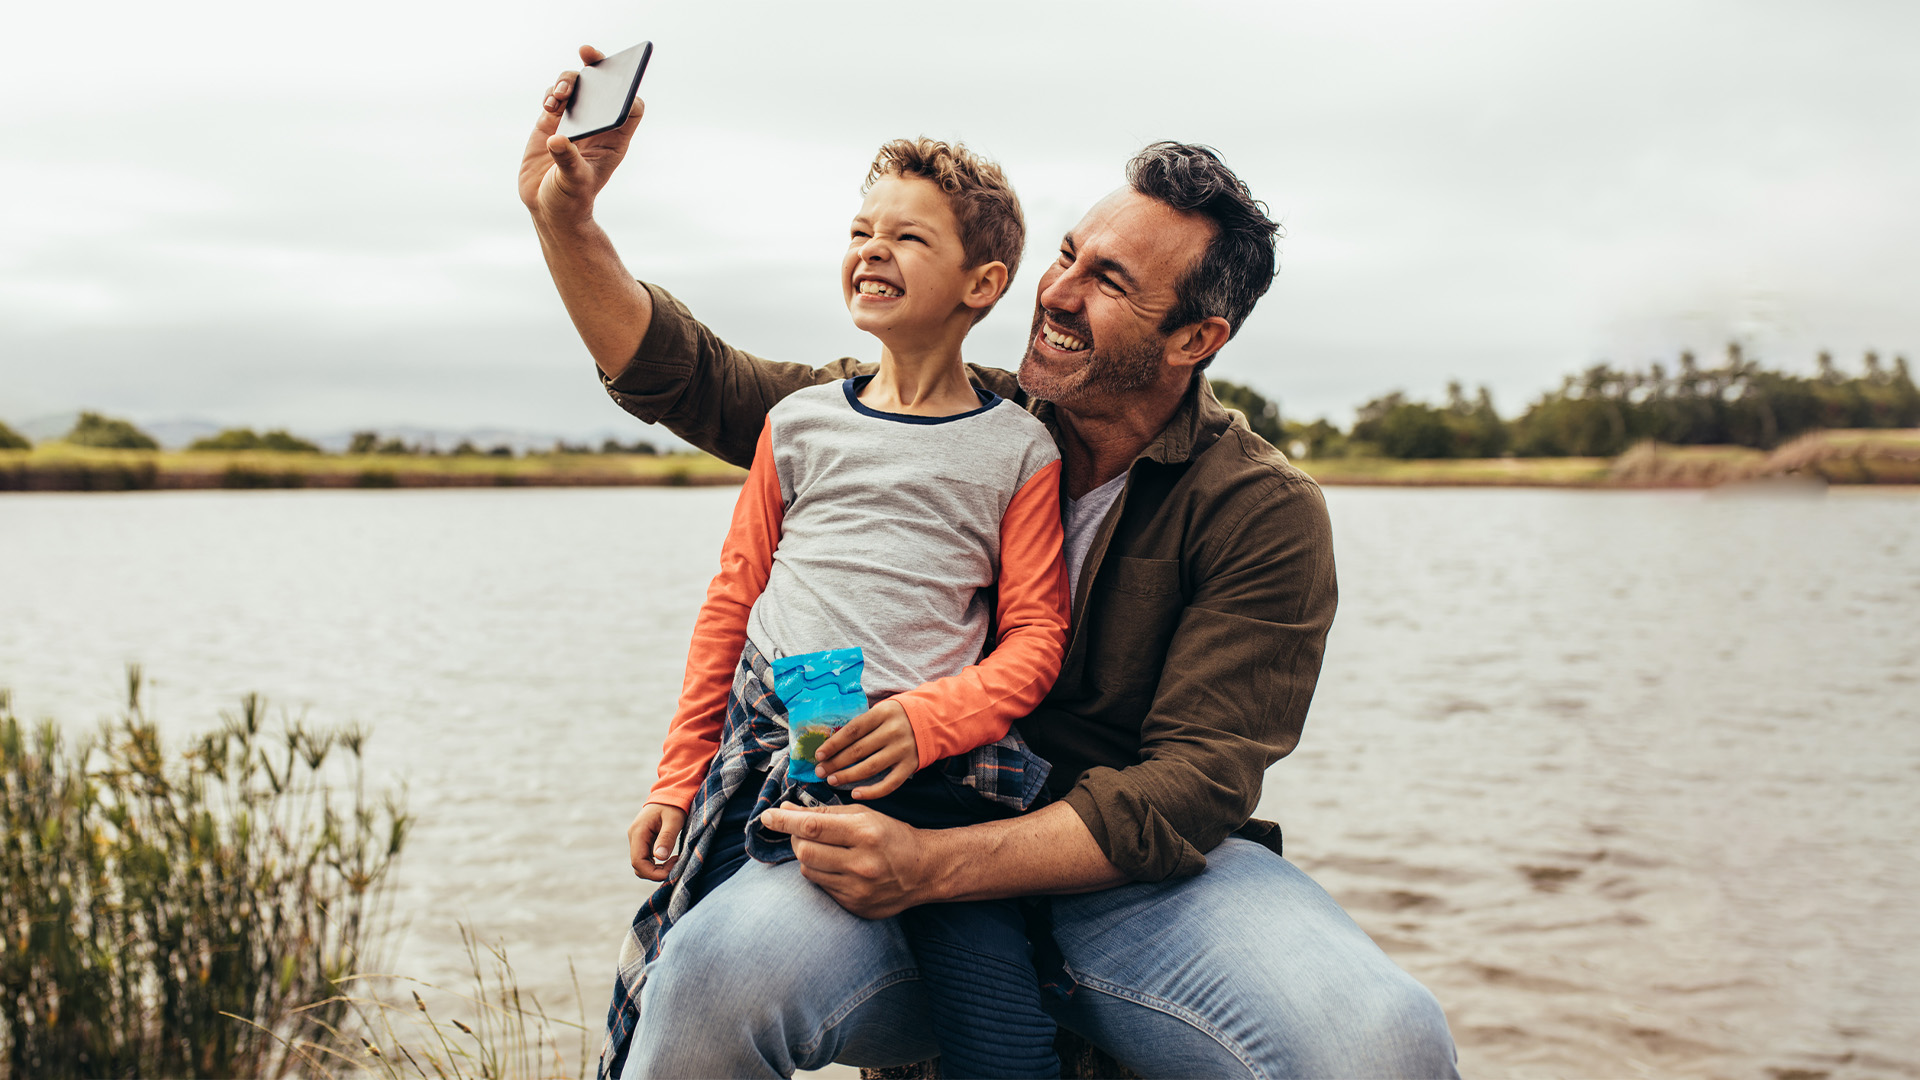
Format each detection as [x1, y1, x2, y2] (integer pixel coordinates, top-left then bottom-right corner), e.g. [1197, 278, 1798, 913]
[1163, 316, 1233, 371]
[961, 261, 1010, 314]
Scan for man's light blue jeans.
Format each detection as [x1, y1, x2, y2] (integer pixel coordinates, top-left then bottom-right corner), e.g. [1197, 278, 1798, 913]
[624, 838, 1459, 1079]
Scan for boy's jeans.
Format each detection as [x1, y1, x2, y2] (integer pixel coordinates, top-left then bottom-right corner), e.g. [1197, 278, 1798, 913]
[625, 837, 1460, 1079]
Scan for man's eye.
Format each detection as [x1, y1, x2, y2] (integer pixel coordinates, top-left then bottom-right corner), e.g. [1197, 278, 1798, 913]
[1057, 249, 1073, 264]
[1099, 275, 1124, 295]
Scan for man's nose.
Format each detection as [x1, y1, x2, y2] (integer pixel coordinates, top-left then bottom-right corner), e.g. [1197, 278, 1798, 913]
[1038, 265, 1084, 314]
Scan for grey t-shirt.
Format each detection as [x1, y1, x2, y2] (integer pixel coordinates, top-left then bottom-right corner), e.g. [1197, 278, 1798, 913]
[746, 377, 1061, 698]
[1064, 472, 1126, 601]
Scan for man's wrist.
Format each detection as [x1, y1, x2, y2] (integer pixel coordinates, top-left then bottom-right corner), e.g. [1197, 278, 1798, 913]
[910, 821, 974, 904]
[532, 207, 602, 244]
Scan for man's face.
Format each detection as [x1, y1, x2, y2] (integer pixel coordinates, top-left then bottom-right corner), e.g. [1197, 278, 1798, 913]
[1017, 189, 1215, 410]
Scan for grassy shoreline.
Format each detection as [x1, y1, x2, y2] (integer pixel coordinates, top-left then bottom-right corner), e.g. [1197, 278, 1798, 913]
[4, 429, 1915, 492]
[0, 445, 746, 492]
[1297, 431, 1920, 487]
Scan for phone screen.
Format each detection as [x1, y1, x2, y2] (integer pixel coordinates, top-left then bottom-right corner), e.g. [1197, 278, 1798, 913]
[558, 42, 653, 140]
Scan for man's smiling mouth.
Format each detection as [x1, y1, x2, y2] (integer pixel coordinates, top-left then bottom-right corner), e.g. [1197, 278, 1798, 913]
[857, 280, 903, 298]
[1041, 324, 1088, 352]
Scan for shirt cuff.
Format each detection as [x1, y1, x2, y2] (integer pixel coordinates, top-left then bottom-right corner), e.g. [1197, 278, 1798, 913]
[1062, 771, 1209, 882]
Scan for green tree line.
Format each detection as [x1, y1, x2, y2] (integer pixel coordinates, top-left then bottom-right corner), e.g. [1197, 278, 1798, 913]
[1214, 345, 1919, 460]
[11, 347, 1915, 463]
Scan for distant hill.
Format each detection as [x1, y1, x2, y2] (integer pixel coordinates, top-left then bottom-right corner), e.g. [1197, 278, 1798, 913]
[14, 414, 82, 443]
[4, 412, 698, 455]
[306, 425, 699, 456]
[13, 413, 221, 449]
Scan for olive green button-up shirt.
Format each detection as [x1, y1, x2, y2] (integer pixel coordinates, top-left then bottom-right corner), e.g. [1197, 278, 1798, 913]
[604, 284, 1337, 882]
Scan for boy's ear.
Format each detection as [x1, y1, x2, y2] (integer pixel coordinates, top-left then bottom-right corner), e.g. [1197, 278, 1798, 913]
[960, 261, 1010, 314]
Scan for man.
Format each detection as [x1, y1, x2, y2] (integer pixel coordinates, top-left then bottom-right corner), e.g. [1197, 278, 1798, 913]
[521, 50, 1458, 1080]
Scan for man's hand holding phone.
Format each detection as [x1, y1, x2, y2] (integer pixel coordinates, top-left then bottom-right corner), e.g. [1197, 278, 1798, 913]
[518, 44, 647, 229]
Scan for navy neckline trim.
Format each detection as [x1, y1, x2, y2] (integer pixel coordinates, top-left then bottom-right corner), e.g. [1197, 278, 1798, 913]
[842, 375, 1002, 424]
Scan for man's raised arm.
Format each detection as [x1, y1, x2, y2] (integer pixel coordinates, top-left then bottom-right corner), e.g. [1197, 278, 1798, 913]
[520, 48, 860, 466]
[519, 46, 655, 380]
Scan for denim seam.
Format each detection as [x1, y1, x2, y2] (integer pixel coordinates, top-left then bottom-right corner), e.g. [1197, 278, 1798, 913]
[1072, 974, 1266, 1080]
[792, 967, 921, 1063]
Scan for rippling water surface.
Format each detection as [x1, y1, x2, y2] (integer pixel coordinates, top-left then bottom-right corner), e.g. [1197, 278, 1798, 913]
[3, 486, 1915, 1078]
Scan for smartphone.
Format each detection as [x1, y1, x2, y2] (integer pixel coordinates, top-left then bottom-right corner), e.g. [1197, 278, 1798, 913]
[557, 41, 653, 140]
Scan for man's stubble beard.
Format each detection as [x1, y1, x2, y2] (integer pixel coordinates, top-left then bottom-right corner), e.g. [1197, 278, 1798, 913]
[1016, 306, 1163, 406]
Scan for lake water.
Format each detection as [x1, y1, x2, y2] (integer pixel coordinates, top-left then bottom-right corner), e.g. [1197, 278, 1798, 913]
[2, 486, 1916, 1078]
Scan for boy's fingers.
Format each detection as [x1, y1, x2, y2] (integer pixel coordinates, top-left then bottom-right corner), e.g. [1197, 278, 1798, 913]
[653, 820, 681, 859]
[851, 760, 914, 801]
[822, 735, 904, 785]
[634, 854, 676, 881]
[815, 736, 869, 777]
[822, 731, 908, 782]
[578, 44, 606, 65]
[824, 753, 887, 788]
[628, 825, 655, 873]
[815, 715, 876, 761]
[627, 806, 684, 875]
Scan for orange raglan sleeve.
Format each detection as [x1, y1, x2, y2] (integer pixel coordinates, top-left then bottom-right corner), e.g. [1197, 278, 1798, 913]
[646, 419, 785, 811]
[890, 458, 1069, 768]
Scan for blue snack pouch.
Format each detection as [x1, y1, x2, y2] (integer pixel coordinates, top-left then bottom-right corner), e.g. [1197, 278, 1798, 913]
[771, 647, 867, 783]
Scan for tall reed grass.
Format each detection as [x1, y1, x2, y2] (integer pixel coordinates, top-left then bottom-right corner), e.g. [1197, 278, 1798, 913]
[284, 927, 589, 1080]
[0, 670, 409, 1078]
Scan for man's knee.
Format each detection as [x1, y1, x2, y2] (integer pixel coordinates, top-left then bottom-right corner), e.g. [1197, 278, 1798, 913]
[1322, 971, 1458, 1078]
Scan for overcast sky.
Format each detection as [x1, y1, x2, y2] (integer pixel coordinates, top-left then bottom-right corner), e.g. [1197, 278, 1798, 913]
[4, 0, 1916, 438]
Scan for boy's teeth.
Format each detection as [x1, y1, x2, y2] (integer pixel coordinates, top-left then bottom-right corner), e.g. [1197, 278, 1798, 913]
[858, 280, 903, 297]
[1043, 325, 1087, 351]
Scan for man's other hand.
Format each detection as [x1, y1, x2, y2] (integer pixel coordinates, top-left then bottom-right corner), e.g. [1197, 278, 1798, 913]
[756, 804, 930, 919]
[813, 700, 918, 801]
[628, 802, 686, 882]
[519, 45, 645, 227]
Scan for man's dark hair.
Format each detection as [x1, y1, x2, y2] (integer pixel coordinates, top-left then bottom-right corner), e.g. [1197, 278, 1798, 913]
[1125, 142, 1280, 360]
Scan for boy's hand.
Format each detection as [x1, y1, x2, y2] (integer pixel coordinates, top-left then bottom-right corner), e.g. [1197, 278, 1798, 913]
[628, 802, 686, 881]
[519, 45, 646, 228]
[813, 700, 918, 801]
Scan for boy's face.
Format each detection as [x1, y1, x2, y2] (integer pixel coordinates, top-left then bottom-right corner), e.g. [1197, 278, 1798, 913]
[842, 175, 978, 340]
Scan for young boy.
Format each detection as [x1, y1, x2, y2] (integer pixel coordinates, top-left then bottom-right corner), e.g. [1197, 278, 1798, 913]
[620, 139, 1070, 1079]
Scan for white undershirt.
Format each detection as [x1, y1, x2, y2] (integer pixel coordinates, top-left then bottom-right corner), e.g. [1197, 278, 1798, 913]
[1063, 472, 1127, 600]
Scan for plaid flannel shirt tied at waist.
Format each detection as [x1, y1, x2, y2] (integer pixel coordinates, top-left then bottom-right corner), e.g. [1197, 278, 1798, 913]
[595, 639, 1051, 1079]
